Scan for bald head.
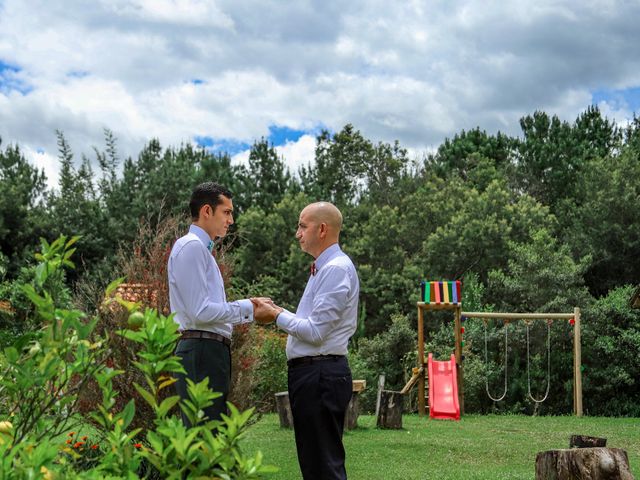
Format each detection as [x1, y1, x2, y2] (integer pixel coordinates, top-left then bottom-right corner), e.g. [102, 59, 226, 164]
[302, 202, 343, 232]
[296, 202, 343, 258]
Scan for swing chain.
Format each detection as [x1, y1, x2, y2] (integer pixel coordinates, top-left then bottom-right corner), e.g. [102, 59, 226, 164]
[526, 319, 552, 404]
[484, 319, 508, 402]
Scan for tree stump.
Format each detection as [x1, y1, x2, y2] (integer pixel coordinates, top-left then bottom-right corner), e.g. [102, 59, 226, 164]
[344, 380, 366, 430]
[535, 448, 634, 480]
[376, 390, 403, 429]
[570, 435, 607, 448]
[274, 391, 293, 428]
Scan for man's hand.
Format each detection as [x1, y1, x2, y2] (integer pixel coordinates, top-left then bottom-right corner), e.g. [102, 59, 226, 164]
[250, 297, 283, 325]
[252, 296, 275, 307]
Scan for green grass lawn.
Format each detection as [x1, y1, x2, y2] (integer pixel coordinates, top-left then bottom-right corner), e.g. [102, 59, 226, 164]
[243, 414, 640, 479]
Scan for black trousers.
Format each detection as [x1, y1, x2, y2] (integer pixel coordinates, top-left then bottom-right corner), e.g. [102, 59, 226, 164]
[288, 357, 352, 480]
[174, 338, 231, 427]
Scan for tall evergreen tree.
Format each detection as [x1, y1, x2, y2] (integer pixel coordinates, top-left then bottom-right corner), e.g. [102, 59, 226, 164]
[236, 138, 294, 212]
[0, 139, 47, 275]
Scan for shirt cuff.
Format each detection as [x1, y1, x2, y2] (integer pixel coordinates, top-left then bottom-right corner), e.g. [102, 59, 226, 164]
[276, 309, 296, 333]
[238, 299, 254, 324]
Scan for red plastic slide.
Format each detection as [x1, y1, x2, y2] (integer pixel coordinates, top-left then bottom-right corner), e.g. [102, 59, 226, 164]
[428, 353, 460, 420]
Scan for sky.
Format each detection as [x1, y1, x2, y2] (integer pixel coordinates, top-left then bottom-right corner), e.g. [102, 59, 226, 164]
[1, 0, 639, 188]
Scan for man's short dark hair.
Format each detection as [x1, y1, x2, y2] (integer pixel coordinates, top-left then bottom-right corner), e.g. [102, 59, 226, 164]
[189, 182, 233, 219]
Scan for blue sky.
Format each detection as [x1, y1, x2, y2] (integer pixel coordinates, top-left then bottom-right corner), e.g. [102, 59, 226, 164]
[592, 88, 640, 115]
[195, 125, 311, 156]
[1, 0, 639, 186]
[0, 60, 31, 95]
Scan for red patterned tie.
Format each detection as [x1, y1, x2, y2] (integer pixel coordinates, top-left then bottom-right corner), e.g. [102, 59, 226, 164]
[310, 262, 317, 276]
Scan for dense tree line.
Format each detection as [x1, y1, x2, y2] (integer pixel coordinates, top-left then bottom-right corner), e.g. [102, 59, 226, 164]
[1, 106, 639, 415]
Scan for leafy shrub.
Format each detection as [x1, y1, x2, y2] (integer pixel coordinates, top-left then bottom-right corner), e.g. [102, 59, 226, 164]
[582, 285, 640, 416]
[74, 216, 186, 433]
[350, 313, 416, 413]
[0, 236, 275, 478]
[250, 328, 288, 411]
[0, 245, 73, 343]
[230, 324, 288, 413]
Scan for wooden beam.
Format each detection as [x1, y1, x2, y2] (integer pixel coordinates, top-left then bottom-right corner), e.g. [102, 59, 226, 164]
[400, 367, 423, 395]
[417, 302, 460, 311]
[461, 311, 574, 320]
[454, 305, 464, 415]
[417, 304, 426, 417]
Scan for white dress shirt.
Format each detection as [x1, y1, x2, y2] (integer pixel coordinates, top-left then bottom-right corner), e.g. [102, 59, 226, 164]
[277, 243, 359, 359]
[168, 224, 253, 339]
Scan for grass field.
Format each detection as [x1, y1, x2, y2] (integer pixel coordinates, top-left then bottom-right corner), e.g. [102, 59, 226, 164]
[243, 414, 640, 479]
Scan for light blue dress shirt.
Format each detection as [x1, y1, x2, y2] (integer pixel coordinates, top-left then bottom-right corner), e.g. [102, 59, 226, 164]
[277, 243, 360, 359]
[168, 224, 253, 339]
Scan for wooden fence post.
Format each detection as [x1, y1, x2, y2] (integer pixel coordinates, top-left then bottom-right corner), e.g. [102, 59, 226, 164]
[274, 391, 293, 428]
[375, 374, 385, 417]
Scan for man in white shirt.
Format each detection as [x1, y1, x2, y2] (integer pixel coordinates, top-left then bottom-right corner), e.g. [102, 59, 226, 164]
[254, 201, 359, 480]
[168, 182, 265, 426]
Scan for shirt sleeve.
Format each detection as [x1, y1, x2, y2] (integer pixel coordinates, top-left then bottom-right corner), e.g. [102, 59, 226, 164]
[276, 265, 351, 345]
[172, 241, 254, 326]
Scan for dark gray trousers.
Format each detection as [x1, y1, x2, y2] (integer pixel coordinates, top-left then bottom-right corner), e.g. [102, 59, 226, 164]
[174, 338, 231, 427]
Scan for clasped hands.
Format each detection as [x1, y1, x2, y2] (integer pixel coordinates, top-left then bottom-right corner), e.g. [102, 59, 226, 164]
[250, 297, 284, 325]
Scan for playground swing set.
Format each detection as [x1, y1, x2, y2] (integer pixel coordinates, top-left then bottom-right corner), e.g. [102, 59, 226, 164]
[400, 280, 583, 420]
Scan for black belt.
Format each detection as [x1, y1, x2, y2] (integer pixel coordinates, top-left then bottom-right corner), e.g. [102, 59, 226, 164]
[179, 330, 231, 346]
[287, 355, 344, 368]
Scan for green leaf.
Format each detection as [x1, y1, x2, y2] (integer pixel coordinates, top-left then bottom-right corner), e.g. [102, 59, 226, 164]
[134, 382, 158, 409]
[146, 430, 165, 454]
[105, 277, 126, 297]
[121, 399, 136, 429]
[62, 247, 76, 261]
[3, 346, 19, 362]
[115, 297, 140, 312]
[157, 396, 181, 418]
[65, 235, 81, 249]
[34, 263, 48, 285]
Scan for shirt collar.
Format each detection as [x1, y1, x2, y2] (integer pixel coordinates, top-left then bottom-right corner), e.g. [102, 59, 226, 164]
[314, 243, 341, 273]
[189, 224, 214, 252]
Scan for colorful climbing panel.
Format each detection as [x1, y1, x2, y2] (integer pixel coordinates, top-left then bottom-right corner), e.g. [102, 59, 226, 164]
[420, 281, 462, 305]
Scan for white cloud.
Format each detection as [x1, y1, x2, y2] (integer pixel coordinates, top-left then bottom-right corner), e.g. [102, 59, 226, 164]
[275, 134, 316, 173]
[595, 100, 635, 129]
[230, 149, 249, 167]
[231, 134, 316, 175]
[1, 0, 640, 187]
[102, 0, 235, 29]
[23, 144, 60, 187]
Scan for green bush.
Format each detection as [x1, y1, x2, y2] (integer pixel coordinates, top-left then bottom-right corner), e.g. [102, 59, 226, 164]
[582, 285, 640, 416]
[350, 313, 416, 413]
[230, 324, 288, 413]
[250, 329, 288, 411]
[0, 236, 275, 478]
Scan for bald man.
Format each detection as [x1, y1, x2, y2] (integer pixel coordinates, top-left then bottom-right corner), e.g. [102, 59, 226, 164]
[253, 202, 359, 480]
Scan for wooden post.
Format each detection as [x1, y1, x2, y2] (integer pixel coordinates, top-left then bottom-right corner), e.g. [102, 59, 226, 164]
[377, 390, 403, 429]
[574, 307, 583, 417]
[345, 380, 366, 430]
[454, 305, 464, 415]
[375, 374, 385, 417]
[535, 448, 633, 479]
[274, 391, 293, 428]
[344, 393, 360, 430]
[417, 305, 426, 417]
